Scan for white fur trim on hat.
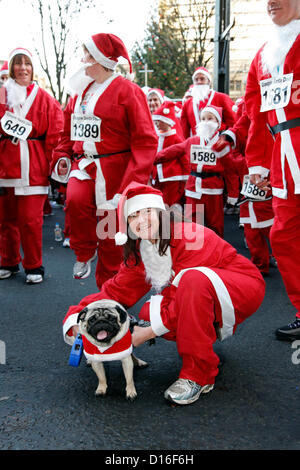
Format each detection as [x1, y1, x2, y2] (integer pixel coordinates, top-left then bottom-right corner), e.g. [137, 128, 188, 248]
[201, 106, 221, 127]
[84, 37, 117, 70]
[152, 115, 175, 127]
[192, 68, 211, 83]
[124, 194, 166, 218]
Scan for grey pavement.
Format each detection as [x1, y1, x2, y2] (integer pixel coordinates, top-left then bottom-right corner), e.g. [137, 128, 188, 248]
[0, 204, 299, 451]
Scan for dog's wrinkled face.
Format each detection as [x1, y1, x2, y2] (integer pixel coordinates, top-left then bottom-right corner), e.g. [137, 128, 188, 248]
[77, 304, 128, 347]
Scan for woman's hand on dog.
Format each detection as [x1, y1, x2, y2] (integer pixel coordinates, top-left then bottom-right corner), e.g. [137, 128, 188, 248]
[132, 325, 156, 347]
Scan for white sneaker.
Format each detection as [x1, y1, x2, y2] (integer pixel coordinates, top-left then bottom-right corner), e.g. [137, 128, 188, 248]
[73, 252, 96, 279]
[164, 378, 214, 405]
[63, 237, 70, 248]
[26, 274, 43, 284]
[0, 266, 19, 279]
[0, 268, 13, 279]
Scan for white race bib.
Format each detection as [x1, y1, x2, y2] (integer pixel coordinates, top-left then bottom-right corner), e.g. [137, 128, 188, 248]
[260, 73, 293, 112]
[1, 111, 32, 141]
[241, 175, 267, 200]
[190, 145, 217, 165]
[71, 114, 101, 142]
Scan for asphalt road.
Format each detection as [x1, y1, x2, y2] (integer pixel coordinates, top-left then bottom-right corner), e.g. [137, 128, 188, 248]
[0, 203, 299, 452]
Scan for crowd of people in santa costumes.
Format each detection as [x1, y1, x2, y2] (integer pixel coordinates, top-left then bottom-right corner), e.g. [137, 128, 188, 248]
[51, 33, 158, 290]
[214, 0, 300, 341]
[2, 6, 300, 404]
[0, 47, 64, 284]
[63, 182, 265, 405]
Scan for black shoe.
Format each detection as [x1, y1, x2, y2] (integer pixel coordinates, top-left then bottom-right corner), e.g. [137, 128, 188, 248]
[275, 318, 300, 341]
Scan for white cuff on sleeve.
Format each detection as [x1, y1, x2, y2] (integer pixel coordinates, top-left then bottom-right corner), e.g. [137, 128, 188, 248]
[248, 166, 269, 178]
[149, 295, 170, 336]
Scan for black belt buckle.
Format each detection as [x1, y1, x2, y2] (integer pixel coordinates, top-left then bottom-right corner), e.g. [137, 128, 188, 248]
[11, 136, 19, 145]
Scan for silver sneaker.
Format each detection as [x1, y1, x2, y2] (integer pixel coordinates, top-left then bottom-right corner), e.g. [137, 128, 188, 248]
[0, 268, 13, 279]
[26, 274, 43, 284]
[164, 379, 214, 405]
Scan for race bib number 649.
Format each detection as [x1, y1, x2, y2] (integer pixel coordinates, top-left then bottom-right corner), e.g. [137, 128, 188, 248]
[260, 73, 293, 112]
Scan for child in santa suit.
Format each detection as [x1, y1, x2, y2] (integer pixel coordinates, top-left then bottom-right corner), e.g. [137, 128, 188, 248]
[155, 105, 240, 238]
[151, 101, 189, 208]
[63, 182, 265, 406]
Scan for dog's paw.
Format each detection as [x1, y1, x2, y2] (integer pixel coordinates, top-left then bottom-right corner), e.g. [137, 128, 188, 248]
[126, 385, 137, 401]
[132, 355, 148, 369]
[95, 384, 107, 397]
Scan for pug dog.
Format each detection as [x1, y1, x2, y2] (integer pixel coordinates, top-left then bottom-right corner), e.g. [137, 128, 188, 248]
[77, 299, 147, 400]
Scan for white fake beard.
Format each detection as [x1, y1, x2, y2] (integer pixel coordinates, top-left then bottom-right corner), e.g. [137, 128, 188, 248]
[140, 240, 172, 293]
[196, 121, 219, 140]
[261, 19, 300, 75]
[5, 78, 28, 108]
[191, 84, 210, 103]
[65, 63, 94, 96]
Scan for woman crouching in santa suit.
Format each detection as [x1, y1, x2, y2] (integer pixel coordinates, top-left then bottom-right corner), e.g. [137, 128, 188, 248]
[64, 182, 265, 405]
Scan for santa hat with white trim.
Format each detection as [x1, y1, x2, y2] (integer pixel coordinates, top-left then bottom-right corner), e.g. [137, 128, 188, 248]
[0, 61, 8, 78]
[8, 47, 34, 78]
[115, 182, 166, 246]
[147, 88, 165, 104]
[201, 104, 222, 128]
[192, 66, 211, 84]
[152, 101, 176, 127]
[84, 33, 134, 80]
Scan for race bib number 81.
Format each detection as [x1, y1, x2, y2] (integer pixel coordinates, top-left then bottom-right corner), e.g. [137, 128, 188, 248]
[71, 114, 101, 142]
[190, 145, 217, 165]
[260, 73, 293, 112]
[241, 175, 267, 200]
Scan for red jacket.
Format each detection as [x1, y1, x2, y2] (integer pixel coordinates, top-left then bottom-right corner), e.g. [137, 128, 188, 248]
[244, 33, 300, 198]
[52, 75, 158, 206]
[0, 82, 63, 193]
[180, 90, 236, 139]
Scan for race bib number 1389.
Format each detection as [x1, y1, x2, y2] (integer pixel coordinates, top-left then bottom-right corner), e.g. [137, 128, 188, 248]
[71, 114, 101, 142]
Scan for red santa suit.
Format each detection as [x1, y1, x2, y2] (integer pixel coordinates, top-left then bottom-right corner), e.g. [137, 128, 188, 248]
[63, 220, 265, 387]
[244, 19, 300, 317]
[0, 68, 63, 272]
[151, 101, 189, 207]
[157, 106, 239, 237]
[52, 34, 158, 289]
[180, 85, 236, 139]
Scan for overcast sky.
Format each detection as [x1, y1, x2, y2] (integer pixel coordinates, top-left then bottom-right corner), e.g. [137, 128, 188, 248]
[0, 0, 155, 74]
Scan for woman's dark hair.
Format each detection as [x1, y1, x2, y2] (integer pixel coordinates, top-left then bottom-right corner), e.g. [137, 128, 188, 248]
[123, 207, 184, 266]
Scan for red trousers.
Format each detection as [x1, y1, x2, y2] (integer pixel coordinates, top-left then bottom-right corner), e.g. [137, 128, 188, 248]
[243, 225, 271, 274]
[185, 194, 224, 238]
[270, 189, 300, 318]
[154, 181, 186, 208]
[0, 188, 46, 270]
[66, 177, 123, 289]
[140, 262, 265, 385]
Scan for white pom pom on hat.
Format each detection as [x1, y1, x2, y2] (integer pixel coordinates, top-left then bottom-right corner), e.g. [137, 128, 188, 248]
[115, 182, 166, 245]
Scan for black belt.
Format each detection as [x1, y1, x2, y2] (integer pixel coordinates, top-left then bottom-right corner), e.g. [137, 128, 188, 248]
[191, 170, 221, 179]
[0, 134, 45, 143]
[74, 149, 131, 160]
[269, 118, 300, 136]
